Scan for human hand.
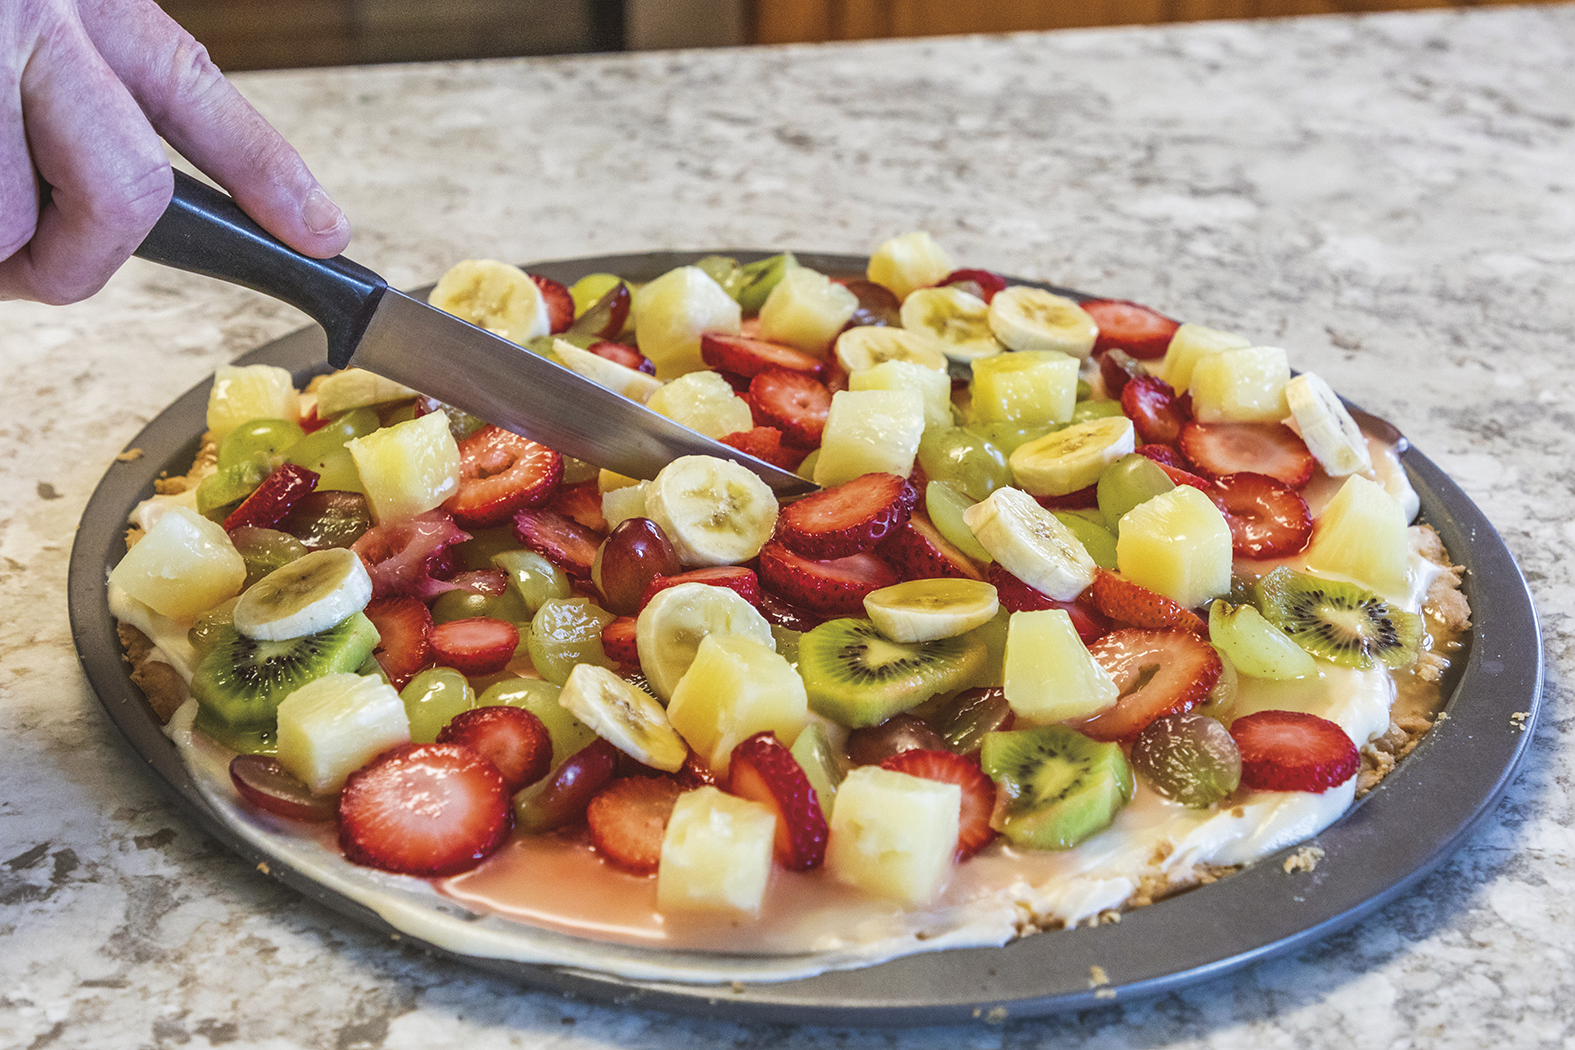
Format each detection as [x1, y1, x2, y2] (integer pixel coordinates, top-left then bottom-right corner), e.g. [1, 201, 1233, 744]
[1, 0, 351, 305]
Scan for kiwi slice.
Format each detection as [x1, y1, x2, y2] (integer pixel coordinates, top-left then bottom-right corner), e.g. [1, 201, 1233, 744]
[735, 252, 797, 315]
[797, 618, 987, 728]
[980, 726, 1135, 850]
[1254, 566, 1421, 670]
[189, 611, 380, 753]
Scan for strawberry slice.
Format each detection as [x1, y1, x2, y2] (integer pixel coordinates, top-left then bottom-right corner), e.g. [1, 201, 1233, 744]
[223, 463, 319, 531]
[1209, 472, 1314, 559]
[352, 510, 470, 599]
[529, 273, 575, 334]
[601, 616, 640, 667]
[337, 743, 511, 877]
[585, 775, 685, 874]
[362, 596, 433, 688]
[757, 541, 900, 618]
[428, 617, 519, 676]
[879, 749, 997, 860]
[936, 268, 1007, 303]
[437, 706, 552, 792]
[1081, 299, 1181, 360]
[513, 507, 602, 576]
[1120, 375, 1190, 446]
[1230, 710, 1361, 793]
[879, 511, 985, 582]
[1159, 463, 1211, 492]
[545, 478, 608, 533]
[640, 565, 761, 609]
[1097, 348, 1146, 400]
[728, 731, 828, 870]
[721, 426, 803, 472]
[987, 564, 1108, 641]
[702, 333, 825, 378]
[1085, 569, 1205, 634]
[444, 425, 563, 528]
[1179, 422, 1315, 488]
[776, 472, 919, 560]
[755, 589, 826, 632]
[747, 368, 832, 448]
[587, 339, 654, 375]
[1078, 629, 1222, 742]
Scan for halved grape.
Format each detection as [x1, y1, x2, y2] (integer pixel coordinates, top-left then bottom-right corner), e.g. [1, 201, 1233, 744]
[844, 714, 947, 767]
[229, 754, 336, 822]
[229, 526, 309, 588]
[276, 490, 373, 549]
[513, 737, 619, 832]
[527, 598, 616, 685]
[401, 667, 477, 743]
[284, 406, 378, 469]
[1130, 713, 1241, 807]
[217, 418, 304, 471]
[925, 480, 992, 563]
[1096, 453, 1175, 534]
[915, 686, 1014, 756]
[591, 518, 680, 617]
[917, 427, 1009, 501]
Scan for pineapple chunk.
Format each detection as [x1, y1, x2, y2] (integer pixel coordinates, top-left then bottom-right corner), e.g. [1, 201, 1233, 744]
[645, 370, 754, 439]
[1157, 322, 1252, 393]
[109, 506, 247, 622]
[657, 786, 777, 913]
[600, 480, 649, 530]
[314, 368, 418, 417]
[826, 766, 960, 906]
[666, 634, 809, 775]
[1003, 609, 1119, 723]
[866, 231, 956, 301]
[1188, 345, 1292, 423]
[634, 266, 741, 379]
[758, 268, 858, 355]
[1115, 486, 1233, 608]
[1302, 474, 1411, 601]
[206, 365, 300, 443]
[849, 358, 953, 432]
[969, 350, 1079, 426]
[814, 389, 926, 488]
[275, 673, 411, 794]
[346, 410, 461, 523]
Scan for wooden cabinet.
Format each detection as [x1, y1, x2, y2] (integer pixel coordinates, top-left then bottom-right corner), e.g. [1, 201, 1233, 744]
[754, 0, 1556, 43]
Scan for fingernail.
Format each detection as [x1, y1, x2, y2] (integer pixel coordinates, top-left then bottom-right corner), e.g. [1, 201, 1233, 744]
[302, 187, 345, 236]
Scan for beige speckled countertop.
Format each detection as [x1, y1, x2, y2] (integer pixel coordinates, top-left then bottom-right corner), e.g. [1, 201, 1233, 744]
[3, 5, 1573, 1046]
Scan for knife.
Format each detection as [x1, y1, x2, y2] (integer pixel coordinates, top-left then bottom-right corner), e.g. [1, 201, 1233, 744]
[133, 170, 816, 496]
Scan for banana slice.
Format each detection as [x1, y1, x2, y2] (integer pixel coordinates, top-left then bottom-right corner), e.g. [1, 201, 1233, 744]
[1285, 373, 1372, 476]
[636, 581, 775, 702]
[898, 287, 1004, 364]
[987, 287, 1099, 358]
[315, 368, 421, 418]
[835, 325, 950, 374]
[232, 547, 373, 641]
[558, 663, 688, 772]
[551, 338, 664, 403]
[643, 455, 778, 566]
[963, 487, 1097, 601]
[863, 579, 1000, 643]
[428, 259, 549, 345]
[1009, 416, 1135, 497]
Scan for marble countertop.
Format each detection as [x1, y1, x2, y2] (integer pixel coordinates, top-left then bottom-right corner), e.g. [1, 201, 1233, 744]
[3, 4, 1573, 1046]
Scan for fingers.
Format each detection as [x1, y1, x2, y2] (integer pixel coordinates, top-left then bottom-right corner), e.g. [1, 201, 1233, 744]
[80, 0, 350, 259]
[0, 1, 172, 303]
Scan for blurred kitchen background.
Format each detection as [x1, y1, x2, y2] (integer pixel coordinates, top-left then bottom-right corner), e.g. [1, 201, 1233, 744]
[158, 0, 1555, 69]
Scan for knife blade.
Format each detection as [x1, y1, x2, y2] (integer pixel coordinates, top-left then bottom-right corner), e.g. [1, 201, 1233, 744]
[133, 170, 817, 496]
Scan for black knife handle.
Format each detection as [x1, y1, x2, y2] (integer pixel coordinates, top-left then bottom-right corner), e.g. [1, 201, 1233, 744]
[134, 170, 386, 369]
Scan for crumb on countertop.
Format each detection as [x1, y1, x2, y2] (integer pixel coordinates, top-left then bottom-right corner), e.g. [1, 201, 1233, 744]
[116, 448, 144, 462]
[1089, 965, 1109, 987]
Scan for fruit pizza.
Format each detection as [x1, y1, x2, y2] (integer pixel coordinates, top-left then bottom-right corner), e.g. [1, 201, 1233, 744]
[108, 233, 1469, 975]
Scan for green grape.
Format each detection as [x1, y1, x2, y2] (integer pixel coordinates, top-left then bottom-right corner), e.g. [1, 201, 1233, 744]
[188, 598, 238, 655]
[217, 418, 304, 471]
[1052, 511, 1118, 569]
[493, 549, 572, 616]
[229, 526, 309, 588]
[569, 273, 627, 317]
[925, 480, 992, 562]
[916, 426, 1010, 501]
[284, 406, 378, 471]
[694, 255, 745, 298]
[195, 453, 270, 517]
[527, 598, 616, 685]
[1071, 398, 1125, 424]
[963, 420, 1060, 456]
[478, 677, 598, 766]
[401, 667, 476, 744]
[455, 527, 526, 570]
[1075, 378, 1092, 401]
[789, 722, 845, 819]
[1096, 454, 1175, 534]
[1130, 713, 1241, 807]
[430, 588, 497, 624]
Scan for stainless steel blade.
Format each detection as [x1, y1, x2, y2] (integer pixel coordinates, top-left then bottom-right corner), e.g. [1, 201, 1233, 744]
[348, 290, 816, 495]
